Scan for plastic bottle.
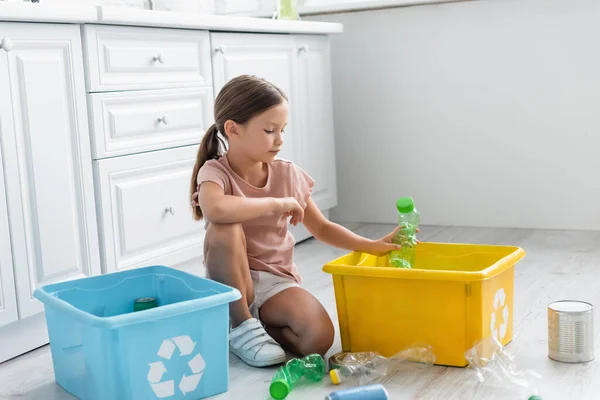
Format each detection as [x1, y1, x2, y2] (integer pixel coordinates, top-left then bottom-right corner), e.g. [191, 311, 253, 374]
[270, 354, 326, 399]
[276, 0, 299, 20]
[389, 197, 420, 268]
[325, 384, 389, 400]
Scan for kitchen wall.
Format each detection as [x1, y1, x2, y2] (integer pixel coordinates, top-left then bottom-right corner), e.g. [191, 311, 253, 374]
[308, 0, 600, 230]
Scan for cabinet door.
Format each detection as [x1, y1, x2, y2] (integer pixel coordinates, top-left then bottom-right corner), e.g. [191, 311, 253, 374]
[94, 146, 204, 273]
[0, 23, 101, 319]
[210, 32, 300, 164]
[295, 35, 338, 211]
[0, 145, 18, 327]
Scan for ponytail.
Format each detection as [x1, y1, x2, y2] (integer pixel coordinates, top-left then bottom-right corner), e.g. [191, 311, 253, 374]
[189, 123, 227, 221]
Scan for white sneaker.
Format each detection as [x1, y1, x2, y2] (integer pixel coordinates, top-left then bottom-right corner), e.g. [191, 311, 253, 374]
[229, 318, 286, 367]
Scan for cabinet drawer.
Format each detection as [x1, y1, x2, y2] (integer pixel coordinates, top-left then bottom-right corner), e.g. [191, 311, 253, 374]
[89, 87, 214, 159]
[94, 146, 204, 273]
[84, 25, 212, 92]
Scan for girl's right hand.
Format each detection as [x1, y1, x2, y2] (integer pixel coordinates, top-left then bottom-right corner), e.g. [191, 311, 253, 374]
[276, 197, 304, 226]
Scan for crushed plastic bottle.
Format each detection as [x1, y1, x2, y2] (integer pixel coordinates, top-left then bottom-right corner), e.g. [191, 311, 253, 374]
[389, 197, 420, 268]
[270, 354, 326, 399]
[328, 346, 436, 387]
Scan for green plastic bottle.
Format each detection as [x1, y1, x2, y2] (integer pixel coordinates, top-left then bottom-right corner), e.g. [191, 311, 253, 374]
[389, 197, 420, 268]
[269, 354, 326, 399]
[276, 0, 299, 20]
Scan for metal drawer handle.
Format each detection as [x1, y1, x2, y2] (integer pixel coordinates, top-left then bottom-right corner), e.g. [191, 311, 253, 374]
[152, 52, 165, 63]
[215, 45, 226, 54]
[157, 114, 169, 125]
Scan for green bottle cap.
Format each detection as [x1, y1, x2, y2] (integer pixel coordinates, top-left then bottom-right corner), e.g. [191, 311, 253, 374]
[396, 197, 415, 214]
[269, 380, 290, 400]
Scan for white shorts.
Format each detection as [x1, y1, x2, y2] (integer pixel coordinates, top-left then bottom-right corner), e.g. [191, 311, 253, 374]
[248, 270, 300, 321]
[204, 268, 300, 322]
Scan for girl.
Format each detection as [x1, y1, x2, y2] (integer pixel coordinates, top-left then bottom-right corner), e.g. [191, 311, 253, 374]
[190, 75, 402, 368]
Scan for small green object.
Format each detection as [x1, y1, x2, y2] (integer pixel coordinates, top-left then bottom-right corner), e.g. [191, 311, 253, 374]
[269, 378, 291, 400]
[269, 354, 325, 399]
[276, 0, 298, 20]
[396, 197, 415, 214]
[133, 297, 158, 312]
[528, 396, 542, 400]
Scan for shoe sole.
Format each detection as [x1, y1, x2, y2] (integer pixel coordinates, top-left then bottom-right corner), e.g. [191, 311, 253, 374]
[230, 345, 287, 368]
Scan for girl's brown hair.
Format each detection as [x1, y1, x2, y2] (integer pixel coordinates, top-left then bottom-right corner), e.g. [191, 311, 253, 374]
[190, 75, 287, 220]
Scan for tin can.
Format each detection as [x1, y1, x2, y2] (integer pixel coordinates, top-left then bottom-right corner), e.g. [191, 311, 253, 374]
[133, 297, 158, 312]
[548, 300, 594, 363]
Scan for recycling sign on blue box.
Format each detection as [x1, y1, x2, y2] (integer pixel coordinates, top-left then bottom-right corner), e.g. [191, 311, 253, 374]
[148, 335, 206, 397]
[122, 307, 231, 400]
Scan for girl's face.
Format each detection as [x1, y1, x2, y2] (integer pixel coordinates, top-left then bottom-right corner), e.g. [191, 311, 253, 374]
[228, 101, 289, 163]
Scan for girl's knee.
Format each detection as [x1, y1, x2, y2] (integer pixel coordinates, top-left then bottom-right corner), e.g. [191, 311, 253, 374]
[298, 316, 335, 356]
[205, 223, 244, 249]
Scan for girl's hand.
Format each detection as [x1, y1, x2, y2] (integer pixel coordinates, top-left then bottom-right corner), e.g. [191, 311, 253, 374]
[276, 197, 305, 226]
[366, 226, 420, 257]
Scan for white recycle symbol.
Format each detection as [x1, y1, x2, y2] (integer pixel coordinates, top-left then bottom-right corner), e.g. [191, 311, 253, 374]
[147, 335, 205, 398]
[490, 288, 509, 341]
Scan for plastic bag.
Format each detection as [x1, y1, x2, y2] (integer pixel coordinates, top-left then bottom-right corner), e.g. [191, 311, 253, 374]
[328, 344, 436, 387]
[465, 336, 542, 399]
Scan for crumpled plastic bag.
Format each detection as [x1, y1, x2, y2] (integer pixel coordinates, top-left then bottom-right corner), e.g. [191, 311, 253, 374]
[465, 336, 542, 399]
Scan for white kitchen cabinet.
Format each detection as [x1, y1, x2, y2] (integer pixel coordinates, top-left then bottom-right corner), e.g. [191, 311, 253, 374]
[210, 32, 301, 165]
[94, 145, 205, 273]
[0, 23, 101, 320]
[210, 32, 338, 212]
[295, 34, 338, 211]
[0, 153, 18, 328]
[0, 13, 340, 362]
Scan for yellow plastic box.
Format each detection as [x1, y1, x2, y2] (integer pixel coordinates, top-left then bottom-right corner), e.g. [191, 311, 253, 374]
[322, 242, 525, 367]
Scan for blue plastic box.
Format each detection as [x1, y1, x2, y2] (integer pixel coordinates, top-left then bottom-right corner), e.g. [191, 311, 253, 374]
[33, 266, 241, 400]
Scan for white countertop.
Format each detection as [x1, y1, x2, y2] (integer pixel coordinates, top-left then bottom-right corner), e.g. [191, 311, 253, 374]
[97, 6, 342, 33]
[239, 0, 459, 17]
[0, 3, 97, 23]
[0, 3, 343, 34]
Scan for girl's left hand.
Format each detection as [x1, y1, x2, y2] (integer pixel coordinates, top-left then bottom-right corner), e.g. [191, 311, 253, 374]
[366, 227, 420, 257]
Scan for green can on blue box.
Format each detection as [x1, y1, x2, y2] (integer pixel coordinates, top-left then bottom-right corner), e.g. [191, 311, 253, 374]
[33, 266, 241, 400]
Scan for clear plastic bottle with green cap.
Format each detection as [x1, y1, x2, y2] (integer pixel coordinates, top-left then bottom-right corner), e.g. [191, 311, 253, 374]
[389, 197, 420, 268]
[269, 354, 325, 399]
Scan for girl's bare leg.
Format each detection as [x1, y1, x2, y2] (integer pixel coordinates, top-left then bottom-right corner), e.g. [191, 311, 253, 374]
[203, 222, 287, 367]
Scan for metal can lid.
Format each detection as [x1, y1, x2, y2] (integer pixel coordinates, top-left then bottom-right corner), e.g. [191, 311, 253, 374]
[549, 300, 593, 313]
[135, 297, 157, 303]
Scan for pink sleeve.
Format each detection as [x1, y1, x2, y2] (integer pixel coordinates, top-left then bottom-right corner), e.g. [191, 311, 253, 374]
[292, 164, 315, 209]
[191, 161, 230, 206]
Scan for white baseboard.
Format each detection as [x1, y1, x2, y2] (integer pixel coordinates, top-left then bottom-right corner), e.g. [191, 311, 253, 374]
[0, 313, 49, 364]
